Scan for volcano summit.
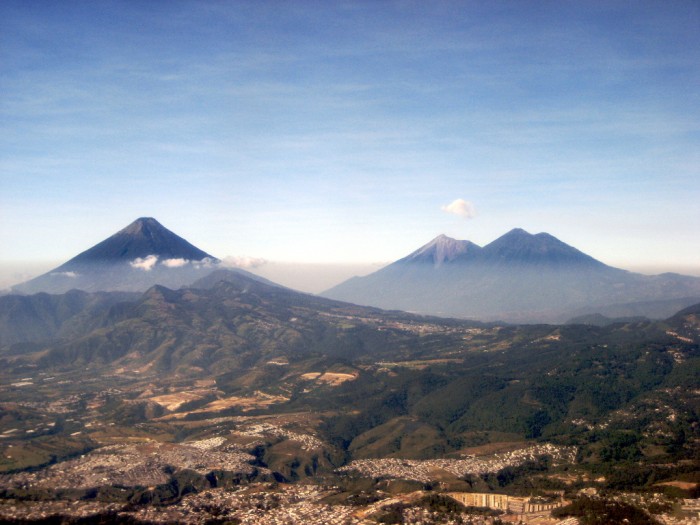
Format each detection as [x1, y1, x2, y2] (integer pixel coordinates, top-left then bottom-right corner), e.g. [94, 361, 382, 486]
[12, 218, 220, 294]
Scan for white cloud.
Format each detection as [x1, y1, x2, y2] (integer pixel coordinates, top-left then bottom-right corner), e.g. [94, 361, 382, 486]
[130, 255, 158, 271]
[161, 258, 189, 268]
[222, 255, 268, 269]
[50, 271, 78, 278]
[441, 198, 476, 219]
[193, 257, 219, 269]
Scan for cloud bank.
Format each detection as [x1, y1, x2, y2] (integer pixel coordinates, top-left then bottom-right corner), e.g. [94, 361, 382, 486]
[441, 199, 476, 219]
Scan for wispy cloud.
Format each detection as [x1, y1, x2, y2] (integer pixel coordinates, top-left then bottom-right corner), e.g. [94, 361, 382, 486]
[50, 271, 78, 278]
[193, 257, 218, 269]
[441, 199, 476, 219]
[222, 255, 267, 269]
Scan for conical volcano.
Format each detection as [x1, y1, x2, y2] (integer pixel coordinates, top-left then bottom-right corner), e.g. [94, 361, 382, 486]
[477, 228, 606, 267]
[399, 234, 481, 267]
[12, 218, 220, 294]
[57, 217, 216, 267]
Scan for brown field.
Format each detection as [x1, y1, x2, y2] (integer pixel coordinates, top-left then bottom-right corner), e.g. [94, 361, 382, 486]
[546, 472, 584, 485]
[202, 392, 288, 412]
[300, 372, 358, 386]
[148, 390, 211, 411]
[157, 392, 289, 420]
[375, 359, 463, 370]
[655, 481, 698, 490]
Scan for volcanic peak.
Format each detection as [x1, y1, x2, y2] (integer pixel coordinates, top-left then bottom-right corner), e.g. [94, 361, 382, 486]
[119, 217, 161, 236]
[397, 228, 603, 268]
[480, 228, 605, 267]
[402, 234, 481, 267]
[58, 217, 217, 268]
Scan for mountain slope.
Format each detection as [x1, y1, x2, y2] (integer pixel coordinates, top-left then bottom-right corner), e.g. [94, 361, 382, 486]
[1, 277, 697, 478]
[322, 229, 700, 323]
[2, 269, 468, 373]
[0, 289, 139, 347]
[12, 218, 222, 294]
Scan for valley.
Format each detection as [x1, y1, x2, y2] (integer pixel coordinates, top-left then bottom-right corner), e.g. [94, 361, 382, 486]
[0, 220, 698, 524]
[1, 275, 698, 523]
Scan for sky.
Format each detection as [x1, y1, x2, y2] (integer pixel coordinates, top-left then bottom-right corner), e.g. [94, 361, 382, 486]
[1, 1, 699, 292]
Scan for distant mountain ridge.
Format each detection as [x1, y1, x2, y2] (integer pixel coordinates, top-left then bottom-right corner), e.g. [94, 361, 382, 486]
[322, 229, 700, 323]
[12, 218, 222, 295]
[0, 289, 139, 347]
[397, 228, 608, 270]
[0, 268, 428, 372]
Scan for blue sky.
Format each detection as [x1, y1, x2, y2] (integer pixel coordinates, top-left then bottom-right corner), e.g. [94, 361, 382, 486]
[1, 1, 699, 287]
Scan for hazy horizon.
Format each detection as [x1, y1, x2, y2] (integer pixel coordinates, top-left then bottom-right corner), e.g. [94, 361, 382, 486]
[1, 2, 698, 276]
[2, 251, 699, 296]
